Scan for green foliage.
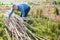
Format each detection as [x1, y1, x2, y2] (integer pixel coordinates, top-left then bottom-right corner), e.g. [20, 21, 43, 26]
[27, 20, 33, 25]
[58, 23, 60, 30]
[0, 14, 7, 40]
[52, 7, 59, 15]
[27, 18, 59, 40]
[53, 1, 57, 5]
[58, 2, 60, 4]
[55, 7, 59, 15]
[14, 10, 21, 16]
[0, 6, 60, 40]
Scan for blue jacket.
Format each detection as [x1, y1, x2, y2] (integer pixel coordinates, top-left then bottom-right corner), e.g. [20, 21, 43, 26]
[8, 4, 30, 18]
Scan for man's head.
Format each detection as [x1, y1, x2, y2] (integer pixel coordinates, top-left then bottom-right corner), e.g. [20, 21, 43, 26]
[13, 5, 18, 10]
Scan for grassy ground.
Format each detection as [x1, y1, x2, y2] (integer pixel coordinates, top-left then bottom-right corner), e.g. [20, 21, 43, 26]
[0, 14, 7, 40]
[0, 4, 60, 40]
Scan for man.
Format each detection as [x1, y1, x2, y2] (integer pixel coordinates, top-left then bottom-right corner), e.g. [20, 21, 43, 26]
[8, 4, 30, 19]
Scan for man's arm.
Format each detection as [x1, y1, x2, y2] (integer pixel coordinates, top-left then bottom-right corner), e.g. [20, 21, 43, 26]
[8, 8, 14, 19]
[20, 6, 25, 17]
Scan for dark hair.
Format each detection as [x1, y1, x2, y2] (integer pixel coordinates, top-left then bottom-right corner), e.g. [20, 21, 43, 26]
[12, 4, 16, 7]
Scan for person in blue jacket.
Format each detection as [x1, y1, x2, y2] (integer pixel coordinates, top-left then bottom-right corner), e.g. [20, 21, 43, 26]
[8, 4, 30, 19]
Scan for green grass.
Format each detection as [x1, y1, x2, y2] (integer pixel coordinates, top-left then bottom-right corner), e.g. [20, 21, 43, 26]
[0, 14, 7, 40]
[0, 13, 60, 40]
[27, 18, 60, 40]
[0, 6, 60, 40]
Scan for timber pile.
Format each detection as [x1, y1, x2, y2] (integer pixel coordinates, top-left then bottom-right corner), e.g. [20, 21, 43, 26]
[3, 15, 46, 40]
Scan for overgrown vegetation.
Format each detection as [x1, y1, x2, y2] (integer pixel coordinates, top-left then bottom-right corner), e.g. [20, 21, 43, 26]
[0, 14, 7, 40]
[0, 3, 60, 40]
[26, 17, 60, 40]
